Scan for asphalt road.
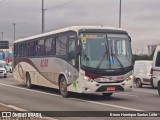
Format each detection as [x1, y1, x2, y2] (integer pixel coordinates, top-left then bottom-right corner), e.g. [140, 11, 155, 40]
[0, 74, 159, 120]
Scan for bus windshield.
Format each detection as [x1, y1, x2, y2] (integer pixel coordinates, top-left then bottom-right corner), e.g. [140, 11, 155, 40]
[80, 33, 132, 69]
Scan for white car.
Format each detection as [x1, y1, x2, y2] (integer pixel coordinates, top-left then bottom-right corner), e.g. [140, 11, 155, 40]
[151, 45, 160, 95]
[0, 61, 12, 73]
[133, 60, 152, 88]
[0, 64, 7, 78]
[0, 60, 9, 72]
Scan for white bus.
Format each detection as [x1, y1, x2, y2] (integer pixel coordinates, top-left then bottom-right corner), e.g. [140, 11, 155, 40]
[13, 26, 133, 97]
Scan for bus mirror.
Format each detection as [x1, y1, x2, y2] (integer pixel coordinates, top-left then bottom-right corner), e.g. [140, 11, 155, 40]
[129, 36, 131, 42]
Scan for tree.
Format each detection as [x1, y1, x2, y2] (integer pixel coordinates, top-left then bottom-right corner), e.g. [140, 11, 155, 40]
[132, 54, 152, 64]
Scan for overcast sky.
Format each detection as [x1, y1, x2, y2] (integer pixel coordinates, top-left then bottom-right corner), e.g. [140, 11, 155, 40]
[0, 0, 160, 54]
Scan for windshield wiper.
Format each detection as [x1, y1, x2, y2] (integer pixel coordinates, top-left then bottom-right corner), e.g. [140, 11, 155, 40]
[111, 52, 125, 71]
[96, 51, 108, 69]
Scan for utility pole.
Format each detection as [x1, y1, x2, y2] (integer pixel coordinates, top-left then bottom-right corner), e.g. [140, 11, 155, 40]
[1, 32, 3, 41]
[119, 0, 121, 28]
[42, 0, 45, 33]
[12, 23, 16, 41]
[1, 32, 4, 51]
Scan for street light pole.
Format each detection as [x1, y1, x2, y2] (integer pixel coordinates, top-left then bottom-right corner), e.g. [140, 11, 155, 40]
[1, 32, 3, 41]
[12, 23, 16, 41]
[1, 32, 3, 49]
[42, 0, 45, 33]
[119, 0, 121, 28]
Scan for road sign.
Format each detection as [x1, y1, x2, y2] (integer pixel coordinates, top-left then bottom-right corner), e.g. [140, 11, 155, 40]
[0, 41, 9, 49]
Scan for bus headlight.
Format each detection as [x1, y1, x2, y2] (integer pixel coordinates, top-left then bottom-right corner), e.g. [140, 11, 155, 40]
[84, 76, 94, 82]
[126, 75, 133, 81]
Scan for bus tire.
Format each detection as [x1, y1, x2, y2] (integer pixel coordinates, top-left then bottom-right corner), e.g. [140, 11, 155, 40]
[136, 78, 142, 88]
[26, 73, 32, 89]
[59, 76, 69, 97]
[102, 93, 113, 97]
[158, 81, 160, 96]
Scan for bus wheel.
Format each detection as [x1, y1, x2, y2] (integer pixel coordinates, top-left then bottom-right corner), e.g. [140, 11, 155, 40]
[59, 76, 69, 97]
[136, 79, 142, 88]
[102, 93, 113, 97]
[158, 81, 160, 96]
[26, 73, 32, 89]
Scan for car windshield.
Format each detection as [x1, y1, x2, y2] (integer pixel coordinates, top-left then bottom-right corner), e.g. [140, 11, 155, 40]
[1, 63, 6, 66]
[0, 64, 4, 68]
[80, 33, 132, 69]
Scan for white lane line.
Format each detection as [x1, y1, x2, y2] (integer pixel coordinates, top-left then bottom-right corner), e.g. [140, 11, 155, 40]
[8, 105, 27, 111]
[70, 98, 144, 111]
[0, 82, 61, 97]
[0, 102, 58, 120]
[114, 93, 139, 97]
[0, 82, 143, 111]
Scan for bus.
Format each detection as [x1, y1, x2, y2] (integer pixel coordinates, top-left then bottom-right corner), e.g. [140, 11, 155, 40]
[13, 26, 133, 97]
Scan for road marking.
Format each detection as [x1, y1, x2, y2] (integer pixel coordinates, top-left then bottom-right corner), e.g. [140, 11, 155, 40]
[8, 105, 27, 111]
[0, 82, 144, 111]
[0, 82, 61, 97]
[70, 98, 144, 111]
[0, 102, 58, 120]
[114, 93, 139, 97]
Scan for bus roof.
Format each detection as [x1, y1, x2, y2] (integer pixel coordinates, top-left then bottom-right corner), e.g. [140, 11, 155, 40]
[14, 26, 126, 43]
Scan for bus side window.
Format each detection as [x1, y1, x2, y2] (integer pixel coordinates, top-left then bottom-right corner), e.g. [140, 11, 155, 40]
[37, 39, 45, 56]
[56, 35, 67, 56]
[23, 43, 27, 57]
[17, 44, 20, 57]
[68, 39, 76, 66]
[45, 37, 53, 56]
[52, 38, 55, 55]
[14, 45, 17, 57]
[27, 42, 30, 57]
[28, 41, 35, 56]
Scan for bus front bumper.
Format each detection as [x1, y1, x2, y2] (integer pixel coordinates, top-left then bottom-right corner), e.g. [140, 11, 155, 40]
[79, 78, 133, 94]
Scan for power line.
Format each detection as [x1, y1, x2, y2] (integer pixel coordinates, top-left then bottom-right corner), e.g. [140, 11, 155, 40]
[23, 12, 42, 24]
[47, 0, 77, 10]
[20, 0, 78, 26]
[1, 0, 78, 37]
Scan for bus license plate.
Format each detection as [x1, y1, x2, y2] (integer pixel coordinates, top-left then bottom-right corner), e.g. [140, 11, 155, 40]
[106, 87, 116, 91]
